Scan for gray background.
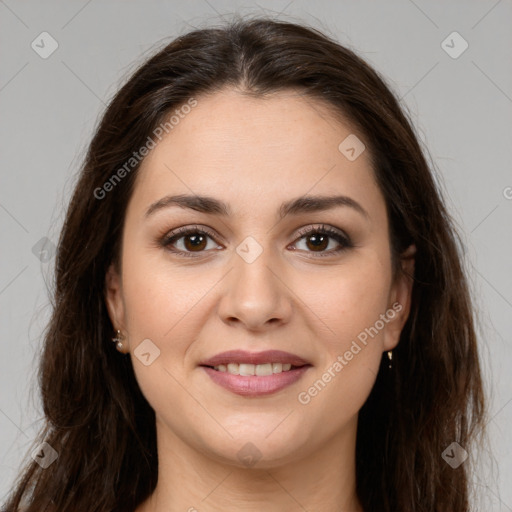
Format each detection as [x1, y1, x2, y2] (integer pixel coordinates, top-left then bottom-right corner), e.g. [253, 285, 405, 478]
[1, 0, 511, 508]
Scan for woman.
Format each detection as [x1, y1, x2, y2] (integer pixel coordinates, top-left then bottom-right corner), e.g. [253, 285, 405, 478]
[3, 16, 487, 512]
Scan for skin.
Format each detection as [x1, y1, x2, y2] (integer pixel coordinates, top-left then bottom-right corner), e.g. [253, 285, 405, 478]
[105, 87, 416, 512]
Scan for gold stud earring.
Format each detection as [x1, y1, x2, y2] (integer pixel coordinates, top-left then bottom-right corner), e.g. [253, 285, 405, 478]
[387, 350, 393, 369]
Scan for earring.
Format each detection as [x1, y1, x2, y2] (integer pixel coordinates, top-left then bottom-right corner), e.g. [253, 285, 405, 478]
[387, 350, 393, 369]
[112, 329, 125, 352]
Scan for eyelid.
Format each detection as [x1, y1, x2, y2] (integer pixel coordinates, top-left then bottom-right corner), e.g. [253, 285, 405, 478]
[294, 224, 350, 241]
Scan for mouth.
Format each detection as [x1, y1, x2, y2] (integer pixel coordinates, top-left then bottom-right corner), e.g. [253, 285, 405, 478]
[199, 350, 312, 397]
[198, 350, 312, 397]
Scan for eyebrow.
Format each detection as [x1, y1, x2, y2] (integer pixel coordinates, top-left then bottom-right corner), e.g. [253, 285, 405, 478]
[144, 193, 370, 221]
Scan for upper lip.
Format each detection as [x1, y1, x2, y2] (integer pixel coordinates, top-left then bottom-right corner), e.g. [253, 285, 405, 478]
[199, 350, 311, 367]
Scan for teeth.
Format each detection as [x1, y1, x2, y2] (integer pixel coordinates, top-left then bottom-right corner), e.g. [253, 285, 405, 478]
[227, 363, 238, 375]
[213, 362, 294, 375]
[255, 363, 273, 376]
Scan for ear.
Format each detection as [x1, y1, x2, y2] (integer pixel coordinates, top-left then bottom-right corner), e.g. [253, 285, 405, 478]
[382, 244, 416, 351]
[105, 262, 127, 341]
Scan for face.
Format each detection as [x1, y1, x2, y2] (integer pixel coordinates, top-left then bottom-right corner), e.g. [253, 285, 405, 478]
[105, 87, 415, 468]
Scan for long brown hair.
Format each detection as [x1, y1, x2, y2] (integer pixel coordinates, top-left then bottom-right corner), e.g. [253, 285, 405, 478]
[3, 15, 487, 512]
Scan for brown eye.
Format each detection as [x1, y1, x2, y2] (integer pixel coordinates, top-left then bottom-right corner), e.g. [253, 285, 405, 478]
[303, 232, 330, 252]
[160, 224, 352, 258]
[181, 233, 208, 252]
[293, 225, 352, 256]
[161, 226, 220, 257]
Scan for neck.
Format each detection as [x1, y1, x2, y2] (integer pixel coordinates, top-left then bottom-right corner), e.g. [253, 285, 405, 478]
[136, 415, 364, 512]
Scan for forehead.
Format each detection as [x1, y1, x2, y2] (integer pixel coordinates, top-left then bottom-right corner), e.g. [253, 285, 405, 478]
[129, 88, 385, 224]
[148, 88, 362, 164]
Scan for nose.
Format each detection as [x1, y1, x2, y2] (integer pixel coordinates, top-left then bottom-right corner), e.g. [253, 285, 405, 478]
[217, 241, 293, 332]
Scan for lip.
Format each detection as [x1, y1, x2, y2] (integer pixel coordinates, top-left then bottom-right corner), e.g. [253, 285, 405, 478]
[199, 349, 310, 367]
[201, 365, 312, 397]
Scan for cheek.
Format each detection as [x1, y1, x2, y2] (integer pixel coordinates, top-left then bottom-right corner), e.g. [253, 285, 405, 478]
[295, 261, 391, 434]
[308, 254, 392, 352]
[119, 254, 200, 417]
[121, 246, 207, 340]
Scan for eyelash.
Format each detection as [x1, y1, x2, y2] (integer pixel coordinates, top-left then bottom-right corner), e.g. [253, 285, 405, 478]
[159, 224, 353, 259]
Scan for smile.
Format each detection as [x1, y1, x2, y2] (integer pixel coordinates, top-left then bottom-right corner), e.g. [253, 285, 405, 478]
[201, 364, 312, 397]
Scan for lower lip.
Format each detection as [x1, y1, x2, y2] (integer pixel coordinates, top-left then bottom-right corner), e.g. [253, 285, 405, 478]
[201, 365, 312, 397]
